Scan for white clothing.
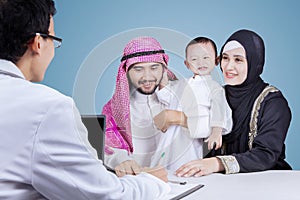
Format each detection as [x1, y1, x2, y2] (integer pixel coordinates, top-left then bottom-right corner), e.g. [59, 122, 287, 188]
[156, 75, 232, 159]
[105, 84, 203, 171]
[105, 90, 163, 168]
[130, 91, 163, 166]
[187, 75, 232, 134]
[0, 59, 170, 200]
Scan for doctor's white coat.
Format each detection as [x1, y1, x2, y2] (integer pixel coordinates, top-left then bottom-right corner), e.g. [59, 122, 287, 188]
[0, 59, 169, 200]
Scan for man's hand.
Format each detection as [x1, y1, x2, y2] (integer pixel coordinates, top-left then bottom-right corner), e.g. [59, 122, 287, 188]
[153, 110, 170, 132]
[154, 110, 188, 132]
[115, 160, 141, 177]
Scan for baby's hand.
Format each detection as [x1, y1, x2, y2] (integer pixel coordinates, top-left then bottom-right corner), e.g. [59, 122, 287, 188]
[159, 71, 169, 89]
[205, 127, 222, 150]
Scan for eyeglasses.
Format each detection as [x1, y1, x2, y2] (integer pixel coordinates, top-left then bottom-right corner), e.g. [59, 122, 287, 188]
[36, 33, 62, 48]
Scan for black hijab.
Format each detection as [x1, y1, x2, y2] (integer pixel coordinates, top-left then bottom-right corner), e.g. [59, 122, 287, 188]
[220, 29, 268, 145]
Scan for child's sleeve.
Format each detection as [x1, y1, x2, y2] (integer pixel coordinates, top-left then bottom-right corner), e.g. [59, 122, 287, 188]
[210, 87, 232, 135]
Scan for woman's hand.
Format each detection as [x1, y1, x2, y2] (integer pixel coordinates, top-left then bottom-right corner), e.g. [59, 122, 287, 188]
[175, 157, 224, 177]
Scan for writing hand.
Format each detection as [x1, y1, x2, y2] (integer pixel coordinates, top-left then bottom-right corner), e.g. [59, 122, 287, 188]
[115, 160, 141, 177]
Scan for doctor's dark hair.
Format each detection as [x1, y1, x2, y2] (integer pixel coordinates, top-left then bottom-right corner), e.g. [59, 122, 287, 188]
[0, 0, 56, 63]
[185, 36, 218, 65]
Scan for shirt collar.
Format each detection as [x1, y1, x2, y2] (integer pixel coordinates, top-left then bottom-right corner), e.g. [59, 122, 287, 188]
[131, 88, 159, 103]
[0, 59, 25, 79]
[190, 74, 212, 82]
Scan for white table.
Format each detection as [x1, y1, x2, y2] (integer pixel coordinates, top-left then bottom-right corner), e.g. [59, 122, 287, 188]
[167, 170, 300, 200]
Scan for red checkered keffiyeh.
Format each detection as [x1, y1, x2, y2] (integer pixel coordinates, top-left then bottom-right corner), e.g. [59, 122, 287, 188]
[102, 36, 176, 154]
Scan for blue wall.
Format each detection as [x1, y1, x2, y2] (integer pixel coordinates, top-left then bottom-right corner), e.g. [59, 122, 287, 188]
[44, 0, 300, 169]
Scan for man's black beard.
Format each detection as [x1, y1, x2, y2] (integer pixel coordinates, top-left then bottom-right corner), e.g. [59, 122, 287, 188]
[128, 70, 164, 95]
[136, 84, 159, 95]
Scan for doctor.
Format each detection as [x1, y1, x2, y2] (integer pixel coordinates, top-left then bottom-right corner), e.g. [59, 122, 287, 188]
[0, 0, 169, 199]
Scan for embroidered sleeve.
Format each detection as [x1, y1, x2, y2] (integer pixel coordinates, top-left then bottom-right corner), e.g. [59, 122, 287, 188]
[217, 155, 240, 174]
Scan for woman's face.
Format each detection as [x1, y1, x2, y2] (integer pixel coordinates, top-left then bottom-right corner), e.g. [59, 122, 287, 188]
[221, 47, 248, 85]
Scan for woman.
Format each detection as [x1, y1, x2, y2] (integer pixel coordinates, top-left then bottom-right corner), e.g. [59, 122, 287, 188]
[176, 29, 292, 177]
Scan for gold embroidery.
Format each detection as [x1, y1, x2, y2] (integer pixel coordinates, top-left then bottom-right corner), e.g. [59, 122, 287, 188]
[217, 155, 240, 174]
[248, 86, 278, 150]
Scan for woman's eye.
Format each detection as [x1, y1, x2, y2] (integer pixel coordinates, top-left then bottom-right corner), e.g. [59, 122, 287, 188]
[235, 58, 243, 63]
[222, 56, 228, 60]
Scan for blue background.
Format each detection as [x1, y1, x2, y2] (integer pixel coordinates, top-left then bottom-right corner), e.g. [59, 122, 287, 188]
[45, 0, 300, 169]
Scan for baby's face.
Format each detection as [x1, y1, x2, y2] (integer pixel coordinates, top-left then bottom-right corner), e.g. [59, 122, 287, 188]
[185, 43, 216, 76]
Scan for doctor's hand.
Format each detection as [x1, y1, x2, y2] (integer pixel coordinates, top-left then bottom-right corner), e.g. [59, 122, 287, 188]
[142, 165, 168, 183]
[115, 160, 141, 177]
[175, 157, 224, 177]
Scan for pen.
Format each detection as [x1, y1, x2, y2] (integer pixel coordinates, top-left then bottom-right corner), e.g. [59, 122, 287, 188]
[104, 164, 116, 174]
[168, 180, 187, 185]
[158, 152, 165, 165]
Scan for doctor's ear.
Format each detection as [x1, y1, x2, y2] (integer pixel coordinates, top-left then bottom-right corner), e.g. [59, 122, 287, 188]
[215, 56, 220, 65]
[28, 35, 42, 55]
